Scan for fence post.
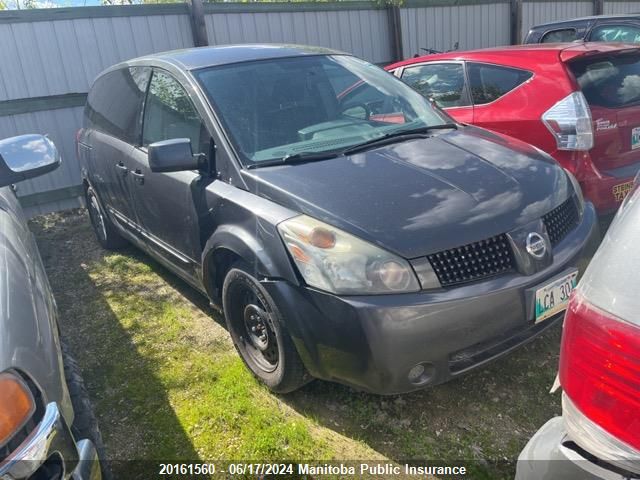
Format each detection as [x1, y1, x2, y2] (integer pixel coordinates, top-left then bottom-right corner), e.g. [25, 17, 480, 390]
[510, 0, 523, 45]
[187, 0, 209, 47]
[593, 0, 604, 15]
[388, 5, 404, 62]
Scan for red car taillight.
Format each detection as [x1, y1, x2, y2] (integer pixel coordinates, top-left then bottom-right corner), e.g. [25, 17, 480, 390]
[560, 293, 640, 453]
[541, 91, 594, 151]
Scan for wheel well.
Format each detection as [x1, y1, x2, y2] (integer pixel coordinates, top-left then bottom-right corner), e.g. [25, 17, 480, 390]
[207, 248, 242, 302]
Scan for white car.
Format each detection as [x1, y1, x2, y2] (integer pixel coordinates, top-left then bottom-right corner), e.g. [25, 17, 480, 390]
[517, 175, 640, 479]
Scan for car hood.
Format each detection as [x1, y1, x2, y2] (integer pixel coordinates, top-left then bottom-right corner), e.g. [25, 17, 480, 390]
[243, 126, 572, 259]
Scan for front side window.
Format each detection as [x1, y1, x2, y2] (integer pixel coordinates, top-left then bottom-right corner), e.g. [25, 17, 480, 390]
[541, 28, 578, 43]
[142, 70, 208, 155]
[400, 63, 469, 108]
[468, 63, 533, 105]
[194, 55, 450, 166]
[570, 53, 640, 108]
[590, 24, 640, 44]
[86, 67, 150, 144]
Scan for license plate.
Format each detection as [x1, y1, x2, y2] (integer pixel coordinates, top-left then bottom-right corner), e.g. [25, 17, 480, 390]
[613, 181, 634, 202]
[632, 126, 640, 150]
[534, 271, 578, 323]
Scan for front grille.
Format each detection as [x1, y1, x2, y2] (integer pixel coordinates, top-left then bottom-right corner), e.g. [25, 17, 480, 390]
[427, 234, 515, 287]
[543, 197, 579, 246]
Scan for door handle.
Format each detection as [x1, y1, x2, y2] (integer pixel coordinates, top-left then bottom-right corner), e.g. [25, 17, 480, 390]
[115, 162, 128, 175]
[131, 169, 145, 185]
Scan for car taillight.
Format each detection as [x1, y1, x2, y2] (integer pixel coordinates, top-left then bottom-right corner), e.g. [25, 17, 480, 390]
[542, 91, 593, 151]
[560, 293, 640, 471]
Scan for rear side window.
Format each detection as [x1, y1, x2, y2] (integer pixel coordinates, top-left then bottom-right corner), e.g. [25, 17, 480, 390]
[570, 54, 640, 108]
[142, 70, 209, 155]
[85, 67, 150, 144]
[590, 24, 640, 44]
[541, 28, 578, 43]
[400, 63, 469, 108]
[468, 63, 533, 105]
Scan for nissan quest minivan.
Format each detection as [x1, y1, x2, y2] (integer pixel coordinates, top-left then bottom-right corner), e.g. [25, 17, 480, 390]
[77, 45, 600, 395]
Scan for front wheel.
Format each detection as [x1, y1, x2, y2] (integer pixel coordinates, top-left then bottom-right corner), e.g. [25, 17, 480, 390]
[222, 264, 310, 393]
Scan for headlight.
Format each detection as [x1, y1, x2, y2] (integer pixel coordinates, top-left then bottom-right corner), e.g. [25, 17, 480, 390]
[278, 215, 420, 295]
[565, 169, 585, 216]
[0, 372, 36, 446]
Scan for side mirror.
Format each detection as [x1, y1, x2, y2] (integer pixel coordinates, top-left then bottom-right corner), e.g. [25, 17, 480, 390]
[0, 134, 61, 188]
[148, 138, 205, 173]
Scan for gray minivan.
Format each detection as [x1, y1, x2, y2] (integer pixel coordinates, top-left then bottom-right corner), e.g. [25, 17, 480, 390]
[78, 44, 600, 395]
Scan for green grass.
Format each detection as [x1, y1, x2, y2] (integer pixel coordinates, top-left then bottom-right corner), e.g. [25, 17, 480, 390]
[31, 210, 570, 479]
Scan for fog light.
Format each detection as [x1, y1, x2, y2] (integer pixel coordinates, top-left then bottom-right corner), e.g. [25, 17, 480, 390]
[407, 362, 435, 386]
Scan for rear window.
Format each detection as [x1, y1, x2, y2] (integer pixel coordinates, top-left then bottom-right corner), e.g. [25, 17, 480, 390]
[569, 53, 640, 108]
[467, 63, 533, 105]
[579, 186, 640, 324]
[541, 28, 578, 43]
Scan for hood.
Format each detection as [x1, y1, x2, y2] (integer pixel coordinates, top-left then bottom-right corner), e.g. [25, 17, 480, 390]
[243, 126, 572, 259]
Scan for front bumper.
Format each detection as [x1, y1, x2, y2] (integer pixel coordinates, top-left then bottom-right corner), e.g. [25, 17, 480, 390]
[0, 403, 101, 480]
[516, 417, 636, 480]
[264, 203, 600, 395]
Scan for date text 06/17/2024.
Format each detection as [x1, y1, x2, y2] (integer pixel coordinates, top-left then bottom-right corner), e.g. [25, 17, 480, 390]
[159, 463, 468, 477]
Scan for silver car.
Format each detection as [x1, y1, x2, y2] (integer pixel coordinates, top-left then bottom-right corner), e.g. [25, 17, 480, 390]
[0, 135, 105, 479]
[517, 175, 640, 479]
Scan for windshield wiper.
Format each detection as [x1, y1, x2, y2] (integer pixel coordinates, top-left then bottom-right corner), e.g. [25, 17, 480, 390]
[247, 150, 341, 169]
[343, 123, 458, 155]
[246, 123, 458, 168]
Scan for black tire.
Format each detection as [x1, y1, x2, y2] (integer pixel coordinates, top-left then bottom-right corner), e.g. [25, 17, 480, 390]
[222, 263, 310, 393]
[61, 342, 112, 480]
[85, 185, 127, 250]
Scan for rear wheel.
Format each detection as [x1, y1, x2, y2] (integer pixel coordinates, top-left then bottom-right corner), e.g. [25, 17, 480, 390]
[222, 264, 309, 393]
[85, 186, 127, 250]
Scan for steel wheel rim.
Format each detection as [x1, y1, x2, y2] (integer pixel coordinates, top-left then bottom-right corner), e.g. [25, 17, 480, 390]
[237, 287, 279, 373]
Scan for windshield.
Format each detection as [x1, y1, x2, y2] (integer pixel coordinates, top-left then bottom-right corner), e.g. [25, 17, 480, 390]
[194, 55, 452, 166]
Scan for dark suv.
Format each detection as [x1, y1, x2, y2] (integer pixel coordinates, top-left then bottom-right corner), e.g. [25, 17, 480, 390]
[524, 14, 640, 44]
[78, 45, 599, 395]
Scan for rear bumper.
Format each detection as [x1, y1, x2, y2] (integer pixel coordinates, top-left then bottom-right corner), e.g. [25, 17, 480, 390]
[516, 417, 635, 480]
[574, 155, 640, 215]
[0, 402, 101, 480]
[264, 203, 600, 395]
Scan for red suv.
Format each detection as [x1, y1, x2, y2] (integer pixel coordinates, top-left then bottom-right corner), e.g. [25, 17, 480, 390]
[387, 43, 640, 215]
